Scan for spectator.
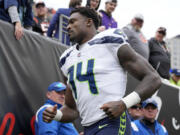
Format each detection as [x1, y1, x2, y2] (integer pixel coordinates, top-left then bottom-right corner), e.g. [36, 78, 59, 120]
[86, 0, 103, 33]
[131, 98, 168, 135]
[47, 0, 82, 45]
[47, 8, 56, 21]
[123, 14, 149, 60]
[35, 82, 78, 135]
[0, 0, 33, 40]
[169, 69, 180, 86]
[128, 103, 142, 121]
[99, 0, 117, 31]
[32, 1, 50, 36]
[149, 27, 170, 79]
[86, 0, 101, 10]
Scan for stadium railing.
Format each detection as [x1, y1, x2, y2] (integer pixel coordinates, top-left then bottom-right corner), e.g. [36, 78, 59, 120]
[59, 14, 70, 46]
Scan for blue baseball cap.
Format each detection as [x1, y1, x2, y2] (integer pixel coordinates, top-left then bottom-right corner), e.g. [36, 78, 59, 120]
[48, 82, 66, 92]
[170, 69, 180, 76]
[142, 98, 158, 108]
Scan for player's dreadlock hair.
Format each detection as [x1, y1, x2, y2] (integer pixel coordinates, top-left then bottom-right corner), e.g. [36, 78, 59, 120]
[70, 7, 100, 30]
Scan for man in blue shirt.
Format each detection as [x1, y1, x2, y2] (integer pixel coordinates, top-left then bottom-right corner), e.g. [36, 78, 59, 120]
[131, 98, 168, 135]
[35, 82, 78, 135]
[47, 0, 82, 46]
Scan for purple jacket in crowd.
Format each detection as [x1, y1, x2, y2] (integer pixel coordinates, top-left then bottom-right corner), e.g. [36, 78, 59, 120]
[99, 10, 117, 29]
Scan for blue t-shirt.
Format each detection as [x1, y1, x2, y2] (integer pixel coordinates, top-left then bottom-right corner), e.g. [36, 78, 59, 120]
[35, 99, 79, 135]
[131, 119, 168, 135]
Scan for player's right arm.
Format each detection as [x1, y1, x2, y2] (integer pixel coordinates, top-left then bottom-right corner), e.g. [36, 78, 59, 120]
[60, 75, 79, 123]
[43, 74, 79, 123]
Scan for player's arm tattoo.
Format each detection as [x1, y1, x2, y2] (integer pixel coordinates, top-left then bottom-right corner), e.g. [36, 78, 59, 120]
[117, 45, 161, 101]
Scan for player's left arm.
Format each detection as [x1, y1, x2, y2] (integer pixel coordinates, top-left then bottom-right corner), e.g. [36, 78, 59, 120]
[101, 44, 161, 118]
[118, 45, 161, 100]
[43, 74, 79, 123]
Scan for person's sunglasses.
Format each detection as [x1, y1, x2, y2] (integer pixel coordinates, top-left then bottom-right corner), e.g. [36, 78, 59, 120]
[135, 18, 143, 23]
[144, 105, 157, 110]
[158, 31, 166, 35]
[131, 105, 142, 109]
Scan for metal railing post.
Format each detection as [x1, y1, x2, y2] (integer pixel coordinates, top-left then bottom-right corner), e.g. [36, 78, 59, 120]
[59, 15, 69, 45]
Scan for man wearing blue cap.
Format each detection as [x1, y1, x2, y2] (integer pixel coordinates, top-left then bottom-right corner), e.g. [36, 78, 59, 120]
[169, 69, 180, 86]
[35, 82, 78, 135]
[131, 98, 168, 135]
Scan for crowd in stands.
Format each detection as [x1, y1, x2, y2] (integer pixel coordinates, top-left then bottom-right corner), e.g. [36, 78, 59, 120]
[32, 1, 51, 36]
[0, 0, 179, 134]
[47, 0, 82, 45]
[0, 0, 176, 81]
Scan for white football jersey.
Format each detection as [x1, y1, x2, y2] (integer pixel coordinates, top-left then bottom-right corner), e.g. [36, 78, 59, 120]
[60, 28, 129, 126]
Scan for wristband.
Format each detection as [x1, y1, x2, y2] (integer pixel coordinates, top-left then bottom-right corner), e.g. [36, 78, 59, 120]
[53, 110, 63, 121]
[121, 91, 141, 109]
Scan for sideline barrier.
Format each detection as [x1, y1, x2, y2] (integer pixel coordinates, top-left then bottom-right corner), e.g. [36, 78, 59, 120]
[0, 20, 67, 134]
[0, 20, 179, 134]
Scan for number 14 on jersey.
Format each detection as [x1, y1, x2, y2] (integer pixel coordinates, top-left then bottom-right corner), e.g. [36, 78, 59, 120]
[68, 59, 99, 99]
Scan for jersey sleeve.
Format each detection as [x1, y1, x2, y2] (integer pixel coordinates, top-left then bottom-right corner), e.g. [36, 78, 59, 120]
[59, 48, 73, 77]
[59, 57, 65, 77]
[89, 28, 129, 55]
[107, 29, 129, 55]
[59, 55, 68, 78]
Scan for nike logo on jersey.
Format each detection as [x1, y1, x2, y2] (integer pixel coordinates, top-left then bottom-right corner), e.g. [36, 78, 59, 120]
[98, 124, 108, 129]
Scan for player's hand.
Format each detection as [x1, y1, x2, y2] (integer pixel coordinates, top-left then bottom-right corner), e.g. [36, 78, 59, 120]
[43, 104, 57, 123]
[14, 22, 23, 40]
[100, 101, 126, 119]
